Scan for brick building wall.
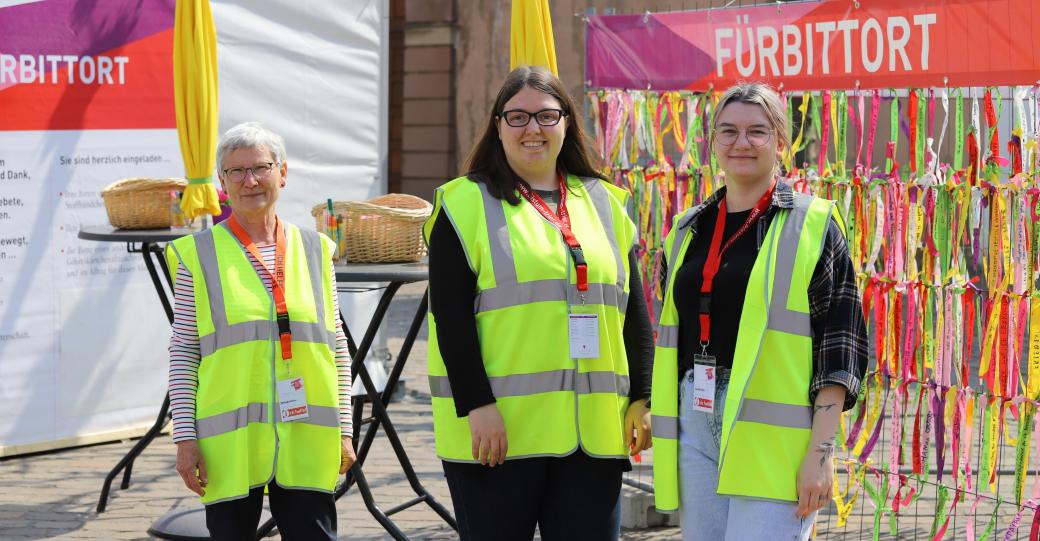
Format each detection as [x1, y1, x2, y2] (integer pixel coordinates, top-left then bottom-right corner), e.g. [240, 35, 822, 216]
[391, 0, 457, 202]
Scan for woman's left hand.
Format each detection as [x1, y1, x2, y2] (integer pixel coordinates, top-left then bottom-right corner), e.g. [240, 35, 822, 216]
[795, 442, 834, 519]
[624, 399, 652, 456]
[340, 436, 357, 474]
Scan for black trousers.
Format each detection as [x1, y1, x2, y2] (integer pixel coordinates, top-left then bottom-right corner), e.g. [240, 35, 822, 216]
[204, 480, 336, 541]
[442, 450, 623, 541]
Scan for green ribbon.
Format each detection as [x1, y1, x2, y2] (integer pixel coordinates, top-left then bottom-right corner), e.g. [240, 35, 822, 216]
[990, 86, 1004, 158]
[915, 89, 927, 178]
[863, 467, 890, 541]
[980, 398, 993, 482]
[684, 95, 702, 171]
[836, 91, 849, 179]
[811, 94, 822, 142]
[928, 484, 951, 539]
[977, 495, 1003, 540]
[954, 89, 965, 170]
[188, 176, 213, 185]
[1014, 404, 1034, 506]
[888, 90, 899, 174]
[936, 191, 951, 274]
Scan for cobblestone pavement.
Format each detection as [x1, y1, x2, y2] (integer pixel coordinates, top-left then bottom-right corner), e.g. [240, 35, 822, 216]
[0, 283, 680, 540]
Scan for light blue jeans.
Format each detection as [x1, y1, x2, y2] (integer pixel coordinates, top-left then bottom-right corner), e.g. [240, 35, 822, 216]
[679, 368, 816, 541]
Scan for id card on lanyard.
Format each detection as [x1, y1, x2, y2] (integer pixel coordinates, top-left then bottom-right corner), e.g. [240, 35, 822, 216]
[693, 180, 776, 412]
[227, 215, 309, 422]
[516, 173, 599, 359]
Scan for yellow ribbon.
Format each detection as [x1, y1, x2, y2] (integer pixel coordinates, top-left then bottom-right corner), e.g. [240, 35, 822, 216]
[786, 93, 811, 171]
[1029, 296, 1040, 401]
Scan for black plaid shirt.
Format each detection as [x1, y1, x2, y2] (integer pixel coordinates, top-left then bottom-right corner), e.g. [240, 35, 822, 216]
[670, 180, 868, 410]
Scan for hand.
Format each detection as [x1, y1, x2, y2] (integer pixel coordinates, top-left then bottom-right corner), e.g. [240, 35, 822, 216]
[175, 440, 208, 497]
[340, 436, 357, 474]
[795, 441, 835, 519]
[624, 399, 652, 456]
[468, 403, 507, 466]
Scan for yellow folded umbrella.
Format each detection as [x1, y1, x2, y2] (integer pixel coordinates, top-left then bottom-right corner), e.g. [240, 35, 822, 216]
[510, 0, 558, 76]
[174, 0, 221, 220]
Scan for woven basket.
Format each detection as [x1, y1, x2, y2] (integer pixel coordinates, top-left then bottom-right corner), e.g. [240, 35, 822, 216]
[312, 194, 432, 263]
[101, 178, 187, 229]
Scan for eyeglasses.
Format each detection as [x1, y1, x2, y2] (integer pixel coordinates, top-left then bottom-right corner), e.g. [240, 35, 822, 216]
[713, 127, 774, 148]
[222, 162, 278, 183]
[500, 108, 567, 128]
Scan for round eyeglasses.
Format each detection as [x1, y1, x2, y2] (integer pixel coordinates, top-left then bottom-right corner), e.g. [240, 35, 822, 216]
[713, 127, 774, 148]
[222, 162, 278, 183]
[500, 108, 567, 128]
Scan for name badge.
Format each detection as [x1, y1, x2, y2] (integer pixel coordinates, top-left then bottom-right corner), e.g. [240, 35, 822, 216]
[277, 376, 310, 422]
[568, 313, 599, 359]
[691, 354, 716, 414]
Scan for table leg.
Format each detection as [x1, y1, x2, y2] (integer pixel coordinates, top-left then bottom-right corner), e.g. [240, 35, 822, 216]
[139, 242, 175, 324]
[97, 394, 170, 513]
[97, 242, 174, 512]
[346, 340, 458, 530]
[339, 289, 457, 529]
[257, 282, 456, 538]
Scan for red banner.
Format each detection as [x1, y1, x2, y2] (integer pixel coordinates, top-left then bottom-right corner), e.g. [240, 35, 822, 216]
[586, 0, 1040, 91]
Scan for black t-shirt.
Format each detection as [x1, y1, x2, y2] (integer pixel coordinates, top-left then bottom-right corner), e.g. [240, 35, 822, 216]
[673, 204, 760, 377]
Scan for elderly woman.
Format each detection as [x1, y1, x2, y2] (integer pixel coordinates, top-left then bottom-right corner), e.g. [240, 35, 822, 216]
[166, 122, 355, 541]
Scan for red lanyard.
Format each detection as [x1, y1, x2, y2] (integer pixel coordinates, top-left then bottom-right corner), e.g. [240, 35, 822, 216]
[227, 214, 293, 361]
[698, 180, 776, 346]
[515, 172, 588, 292]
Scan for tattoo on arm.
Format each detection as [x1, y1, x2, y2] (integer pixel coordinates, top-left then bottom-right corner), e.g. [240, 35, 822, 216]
[813, 403, 837, 416]
[815, 438, 836, 467]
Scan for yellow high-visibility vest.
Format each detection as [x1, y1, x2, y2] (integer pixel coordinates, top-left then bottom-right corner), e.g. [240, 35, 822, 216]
[166, 221, 341, 505]
[651, 191, 836, 511]
[424, 175, 636, 461]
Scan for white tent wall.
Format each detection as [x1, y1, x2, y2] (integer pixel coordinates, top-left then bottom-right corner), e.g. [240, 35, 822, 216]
[0, 1, 388, 456]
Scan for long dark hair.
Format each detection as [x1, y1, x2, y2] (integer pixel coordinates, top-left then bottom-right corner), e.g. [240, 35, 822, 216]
[463, 65, 606, 205]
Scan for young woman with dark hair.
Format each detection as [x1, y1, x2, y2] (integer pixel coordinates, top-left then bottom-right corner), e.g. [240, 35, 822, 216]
[423, 65, 654, 541]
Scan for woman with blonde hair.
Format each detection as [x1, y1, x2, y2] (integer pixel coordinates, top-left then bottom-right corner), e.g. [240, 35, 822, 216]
[649, 83, 867, 540]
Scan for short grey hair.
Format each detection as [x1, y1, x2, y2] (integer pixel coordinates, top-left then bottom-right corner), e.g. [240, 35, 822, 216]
[215, 122, 287, 176]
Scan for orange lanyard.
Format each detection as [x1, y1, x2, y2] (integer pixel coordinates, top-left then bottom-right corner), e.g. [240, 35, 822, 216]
[227, 215, 293, 361]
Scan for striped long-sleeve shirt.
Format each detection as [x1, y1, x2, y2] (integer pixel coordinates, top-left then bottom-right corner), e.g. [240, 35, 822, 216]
[168, 243, 352, 442]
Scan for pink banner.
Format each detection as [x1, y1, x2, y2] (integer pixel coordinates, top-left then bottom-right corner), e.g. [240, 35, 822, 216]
[586, 0, 1040, 91]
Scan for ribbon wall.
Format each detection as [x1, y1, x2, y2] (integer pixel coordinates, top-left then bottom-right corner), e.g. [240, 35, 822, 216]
[588, 83, 1040, 537]
[590, 1, 1040, 535]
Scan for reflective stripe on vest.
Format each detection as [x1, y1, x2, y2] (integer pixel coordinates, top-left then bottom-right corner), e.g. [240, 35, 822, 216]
[656, 324, 679, 349]
[651, 414, 679, 439]
[476, 280, 629, 313]
[194, 227, 337, 357]
[195, 403, 339, 438]
[428, 370, 630, 398]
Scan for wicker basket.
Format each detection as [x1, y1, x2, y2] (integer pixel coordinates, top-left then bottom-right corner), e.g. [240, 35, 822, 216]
[101, 178, 188, 229]
[312, 194, 432, 263]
